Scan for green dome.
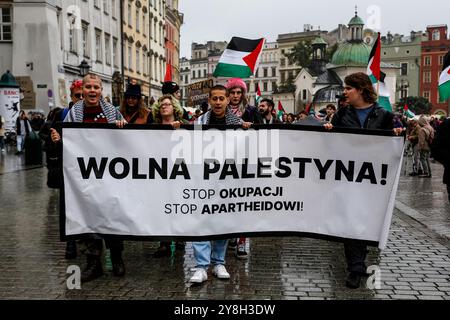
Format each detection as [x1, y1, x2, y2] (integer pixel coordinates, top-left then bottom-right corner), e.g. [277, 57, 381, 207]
[330, 42, 371, 66]
[312, 37, 327, 46]
[348, 15, 364, 26]
[0, 70, 19, 88]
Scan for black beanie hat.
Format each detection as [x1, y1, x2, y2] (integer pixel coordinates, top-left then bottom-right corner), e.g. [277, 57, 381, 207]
[162, 81, 180, 95]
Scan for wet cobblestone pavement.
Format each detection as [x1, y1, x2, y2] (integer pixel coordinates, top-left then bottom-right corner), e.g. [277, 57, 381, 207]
[0, 149, 449, 300]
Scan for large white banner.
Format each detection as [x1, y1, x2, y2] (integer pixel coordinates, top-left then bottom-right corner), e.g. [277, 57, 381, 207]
[62, 125, 404, 249]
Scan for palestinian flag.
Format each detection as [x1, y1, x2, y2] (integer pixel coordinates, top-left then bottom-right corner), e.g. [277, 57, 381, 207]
[277, 101, 285, 120]
[213, 37, 266, 78]
[255, 83, 262, 105]
[404, 105, 415, 119]
[376, 74, 392, 112]
[367, 32, 381, 82]
[439, 50, 450, 102]
[366, 33, 392, 112]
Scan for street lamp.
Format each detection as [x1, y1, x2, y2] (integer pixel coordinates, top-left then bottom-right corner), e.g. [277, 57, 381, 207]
[78, 59, 91, 77]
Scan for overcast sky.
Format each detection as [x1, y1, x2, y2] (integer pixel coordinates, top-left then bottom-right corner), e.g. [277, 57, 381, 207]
[179, 0, 448, 58]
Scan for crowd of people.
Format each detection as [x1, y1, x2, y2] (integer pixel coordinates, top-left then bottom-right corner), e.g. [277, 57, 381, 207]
[1, 71, 449, 289]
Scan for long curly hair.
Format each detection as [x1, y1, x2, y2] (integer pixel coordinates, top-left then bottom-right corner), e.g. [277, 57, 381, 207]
[344, 72, 377, 104]
[152, 95, 184, 124]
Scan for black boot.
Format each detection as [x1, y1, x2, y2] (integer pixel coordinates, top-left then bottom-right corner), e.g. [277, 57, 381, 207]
[153, 242, 171, 258]
[345, 272, 362, 289]
[65, 240, 77, 259]
[81, 254, 103, 283]
[111, 250, 125, 277]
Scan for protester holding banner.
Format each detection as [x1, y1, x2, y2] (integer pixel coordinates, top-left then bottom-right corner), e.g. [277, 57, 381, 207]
[151, 94, 187, 257]
[189, 85, 251, 283]
[120, 83, 153, 124]
[50, 73, 127, 282]
[47, 79, 84, 260]
[225, 78, 262, 125]
[162, 81, 189, 121]
[324, 72, 401, 289]
[224, 78, 262, 258]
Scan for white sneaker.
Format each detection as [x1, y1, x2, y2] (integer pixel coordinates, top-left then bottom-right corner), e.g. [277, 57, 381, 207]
[212, 264, 230, 279]
[189, 268, 208, 283]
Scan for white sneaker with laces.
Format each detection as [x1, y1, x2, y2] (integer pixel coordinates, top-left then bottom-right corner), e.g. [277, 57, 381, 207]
[189, 268, 208, 283]
[212, 264, 230, 279]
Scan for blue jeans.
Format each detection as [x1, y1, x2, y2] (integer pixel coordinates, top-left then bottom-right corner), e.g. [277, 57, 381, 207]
[192, 240, 228, 269]
[16, 134, 25, 152]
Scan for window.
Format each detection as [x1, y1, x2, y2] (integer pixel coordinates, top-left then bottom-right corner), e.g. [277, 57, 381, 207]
[149, 55, 153, 78]
[105, 34, 111, 65]
[143, 13, 146, 36]
[263, 68, 268, 77]
[263, 82, 268, 92]
[272, 67, 277, 77]
[432, 30, 440, 41]
[302, 89, 307, 100]
[0, 7, 12, 41]
[103, 0, 109, 14]
[423, 71, 431, 83]
[424, 56, 431, 66]
[111, 0, 117, 17]
[423, 91, 430, 101]
[439, 55, 444, 66]
[82, 22, 89, 57]
[136, 48, 140, 73]
[128, 3, 132, 26]
[128, 44, 132, 70]
[113, 37, 118, 67]
[153, 20, 157, 40]
[136, 9, 140, 32]
[143, 51, 147, 75]
[400, 63, 408, 76]
[281, 71, 286, 83]
[255, 69, 259, 78]
[280, 58, 286, 67]
[95, 29, 102, 62]
[68, 16, 77, 53]
[272, 81, 277, 91]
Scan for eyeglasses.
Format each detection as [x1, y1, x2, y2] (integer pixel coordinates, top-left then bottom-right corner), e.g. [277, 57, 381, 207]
[73, 93, 82, 99]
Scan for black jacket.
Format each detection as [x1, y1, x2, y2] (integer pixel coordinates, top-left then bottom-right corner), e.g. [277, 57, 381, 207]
[331, 103, 394, 130]
[242, 105, 263, 124]
[431, 119, 450, 185]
